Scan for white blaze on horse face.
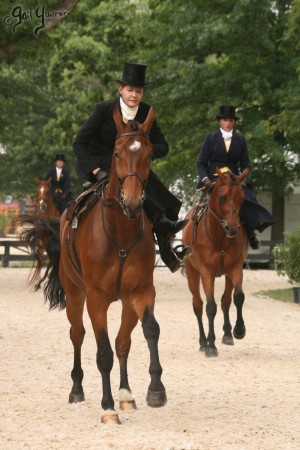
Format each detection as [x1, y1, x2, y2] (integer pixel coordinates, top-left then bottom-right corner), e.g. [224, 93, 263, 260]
[129, 140, 141, 152]
[40, 186, 44, 194]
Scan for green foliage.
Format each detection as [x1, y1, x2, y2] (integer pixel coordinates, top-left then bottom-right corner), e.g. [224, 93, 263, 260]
[255, 288, 294, 303]
[0, 0, 300, 209]
[273, 227, 300, 283]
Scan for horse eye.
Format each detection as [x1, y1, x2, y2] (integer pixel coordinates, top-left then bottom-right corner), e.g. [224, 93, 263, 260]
[219, 195, 226, 203]
[114, 152, 119, 159]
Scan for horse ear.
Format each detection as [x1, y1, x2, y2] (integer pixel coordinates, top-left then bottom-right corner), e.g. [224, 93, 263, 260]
[113, 105, 126, 132]
[35, 177, 40, 184]
[46, 177, 51, 184]
[140, 106, 156, 134]
[237, 168, 250, 184]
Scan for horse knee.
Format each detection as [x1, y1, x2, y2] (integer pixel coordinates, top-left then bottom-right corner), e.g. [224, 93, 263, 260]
[96, 332, 114, 374]
[142, 308, 160, 341]
[206, 300, 217, 317]
[233, 291, 245, 307]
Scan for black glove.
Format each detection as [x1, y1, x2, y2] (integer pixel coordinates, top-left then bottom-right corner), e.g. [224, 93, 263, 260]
[95, 170, 108, 182]
[203, 177, 213, 191]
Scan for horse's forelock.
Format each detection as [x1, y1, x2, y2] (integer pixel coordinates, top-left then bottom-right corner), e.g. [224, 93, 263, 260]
[229, 172, 236, 182]
[128, 120, 139, 132]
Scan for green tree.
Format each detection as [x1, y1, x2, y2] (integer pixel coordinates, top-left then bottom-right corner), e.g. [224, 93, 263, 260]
[140, 0, 300, 240]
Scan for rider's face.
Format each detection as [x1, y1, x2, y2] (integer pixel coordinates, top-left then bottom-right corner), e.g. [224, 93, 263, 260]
[55, 160, 64, 168]
[219, 118, 235, 132]
[118, 84, 144, 108]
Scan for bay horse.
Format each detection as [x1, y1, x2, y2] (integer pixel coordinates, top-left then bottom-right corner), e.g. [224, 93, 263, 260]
[35, 177, 61, 218]
[16, 105, 167, 424]
[182, 167, 250, 357]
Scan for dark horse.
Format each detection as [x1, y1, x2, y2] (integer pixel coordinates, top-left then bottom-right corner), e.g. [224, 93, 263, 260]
[182, 168, 249, 357]
[16, 106, 167, 424]
[35, 177, 61, 218]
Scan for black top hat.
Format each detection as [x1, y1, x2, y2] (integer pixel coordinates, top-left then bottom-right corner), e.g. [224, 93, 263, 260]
[216, 105, 239, 120]
[54, 154, 66, 162]
[116, 62, 150, 87]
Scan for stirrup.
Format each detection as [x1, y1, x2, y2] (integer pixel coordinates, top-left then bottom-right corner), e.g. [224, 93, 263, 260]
[173, 244, 192, 262]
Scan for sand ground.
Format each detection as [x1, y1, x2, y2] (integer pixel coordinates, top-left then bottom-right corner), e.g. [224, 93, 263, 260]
[1, 267, 300, 450]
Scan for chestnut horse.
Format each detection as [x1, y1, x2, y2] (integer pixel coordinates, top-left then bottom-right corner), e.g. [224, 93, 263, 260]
[35, 177, 61, 218]
[16, 105, 167, 424]
[182, 168, 250, 357]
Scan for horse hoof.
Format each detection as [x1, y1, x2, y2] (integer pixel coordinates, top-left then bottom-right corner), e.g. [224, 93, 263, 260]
[205, 347, 218, 357]
[233, 326, 246, 340]
[146, 388, 167, 408]
[69, 392, 85, 403]
[199, 342, 208, 352]
[101, 410, 121, 425]
[119, 400, 137, 411]
[222, 335, 234, 345]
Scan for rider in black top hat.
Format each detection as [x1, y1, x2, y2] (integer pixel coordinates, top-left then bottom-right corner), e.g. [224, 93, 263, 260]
[73, 62, 191, 272]
[197, 105, 274, 249]
[45, 154, 73, 213]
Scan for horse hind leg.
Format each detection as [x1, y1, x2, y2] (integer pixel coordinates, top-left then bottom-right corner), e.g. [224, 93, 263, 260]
[115, 301, 139, 411]
[185, 259, 208, 352]
[221, 275, 234, 346]
[66, 289, 86, 404]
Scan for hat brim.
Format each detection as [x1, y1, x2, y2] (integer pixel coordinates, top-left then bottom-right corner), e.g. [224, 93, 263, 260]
[116, 78, 150, 88]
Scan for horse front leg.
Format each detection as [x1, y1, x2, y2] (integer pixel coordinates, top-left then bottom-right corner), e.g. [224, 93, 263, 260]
[142, 307, 167, 407]
[221, 275, 234, 346]
[201, 272, 218, 357]
[115, 300, 139, 411]
[185, 259, 208, 352]
[86, 294, 120, 424]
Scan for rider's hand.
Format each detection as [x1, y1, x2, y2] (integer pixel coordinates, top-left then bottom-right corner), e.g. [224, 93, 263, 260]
[203, 177, 213, 191]
[95, 170, 108, 182]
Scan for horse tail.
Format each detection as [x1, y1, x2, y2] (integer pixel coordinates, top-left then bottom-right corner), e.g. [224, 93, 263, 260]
[14, 214, 66, 310]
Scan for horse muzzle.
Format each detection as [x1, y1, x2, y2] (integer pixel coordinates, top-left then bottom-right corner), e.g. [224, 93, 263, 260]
[222, 220, 241, 238]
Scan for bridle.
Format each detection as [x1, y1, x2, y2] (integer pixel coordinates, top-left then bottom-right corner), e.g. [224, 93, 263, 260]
[37, 185, 49, 212]
[208, 181, 242, 232]
[112, 130, 152, 215]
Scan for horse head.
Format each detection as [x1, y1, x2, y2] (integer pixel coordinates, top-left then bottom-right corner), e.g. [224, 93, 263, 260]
[111, 105, 155, 219]
[35, 177, 51, 212]
[209, 167, 250, 238]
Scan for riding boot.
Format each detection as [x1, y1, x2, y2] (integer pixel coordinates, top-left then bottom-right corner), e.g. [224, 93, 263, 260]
[153, 213, 189, 241]
[247, 229, 261, 250]
[156, 233, 192, 273]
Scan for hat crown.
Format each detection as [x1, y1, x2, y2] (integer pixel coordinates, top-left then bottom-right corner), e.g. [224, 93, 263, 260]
[54, 154, 66, 162]
[117, 62, 149, 87]
[217, 105, 238, 119]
